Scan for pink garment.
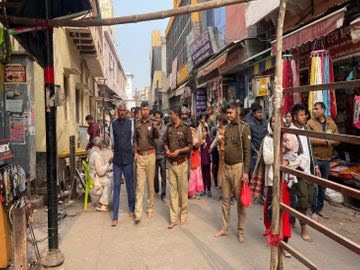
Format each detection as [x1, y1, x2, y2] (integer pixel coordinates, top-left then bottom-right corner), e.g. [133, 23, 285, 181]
[188, 167, 204, 197]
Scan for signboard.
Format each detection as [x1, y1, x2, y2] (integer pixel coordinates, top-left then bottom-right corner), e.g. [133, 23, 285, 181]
[5, 64, 26, 83]
[292, 27, 360, 69]
[177, 64, 189, 85]
[5, 84, 27, 113]
[9, 115, 26, 144]
[0, 139, 13, 161]
[218, 47, 247, 74]
[252, 76, 270, 97]
[189, 30, 214, 66]
[196, 89, 207, 116]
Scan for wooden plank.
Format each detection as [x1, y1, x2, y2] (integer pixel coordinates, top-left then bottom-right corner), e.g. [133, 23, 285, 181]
[284, 79, 360, 94]
[280, 203, 360, 255]
[281, 127, 360, 145]
[280, 166, 360, 199]
[13, 207, 27, 270]
[271, 0, 287, 269]
[1, 0, 254, 27]
[279, 241, 318, 270]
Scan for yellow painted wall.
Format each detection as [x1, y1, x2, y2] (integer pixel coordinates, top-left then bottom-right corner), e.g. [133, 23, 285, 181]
[191, 0, 200, 23]
[152, 70, 163, 88]
[151, 31, 162, 47]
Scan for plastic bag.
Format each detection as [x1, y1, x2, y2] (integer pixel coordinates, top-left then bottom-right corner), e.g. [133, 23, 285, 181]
[325, 188, 344, 203]
[240, 182, 252, 208]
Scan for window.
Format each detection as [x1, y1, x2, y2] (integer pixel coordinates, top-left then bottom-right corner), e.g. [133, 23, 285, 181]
[75, 88, 82, 124]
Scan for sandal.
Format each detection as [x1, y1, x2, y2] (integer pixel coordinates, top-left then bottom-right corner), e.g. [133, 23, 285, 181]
[96, 204, 108, 212]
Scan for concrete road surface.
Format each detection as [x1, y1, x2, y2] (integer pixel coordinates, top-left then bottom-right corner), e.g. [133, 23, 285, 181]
[45, 187, 359, 270]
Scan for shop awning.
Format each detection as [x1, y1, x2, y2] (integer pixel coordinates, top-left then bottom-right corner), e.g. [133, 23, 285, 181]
[197, 52, 228, 79]
[175, 81, 190, 97]
[1, 0, 92, 67]
[350, 17, 360, 43]
[196, 41, 244, 79]
[271, 7, 346, 54]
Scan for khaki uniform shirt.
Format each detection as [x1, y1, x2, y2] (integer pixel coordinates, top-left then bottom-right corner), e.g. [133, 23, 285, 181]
[134, 118, 159, 152]
[164, 121, 192, 162]
[224, 120, 251, 172]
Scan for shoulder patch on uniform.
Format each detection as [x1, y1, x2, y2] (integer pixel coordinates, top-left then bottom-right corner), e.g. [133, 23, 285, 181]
[239, 120, 248, 126]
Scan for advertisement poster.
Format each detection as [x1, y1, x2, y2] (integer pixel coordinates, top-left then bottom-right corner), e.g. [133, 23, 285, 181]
[10, 115, 26, 144]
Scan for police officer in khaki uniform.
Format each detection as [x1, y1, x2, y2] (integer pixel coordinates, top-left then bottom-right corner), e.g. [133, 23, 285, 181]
[134, 101, 159, 224]
[215, 102, 251, 243]
[164, 106, 192, 229]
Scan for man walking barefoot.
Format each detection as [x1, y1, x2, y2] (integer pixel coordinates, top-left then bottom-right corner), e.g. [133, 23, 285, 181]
[215, 102, 251, 243]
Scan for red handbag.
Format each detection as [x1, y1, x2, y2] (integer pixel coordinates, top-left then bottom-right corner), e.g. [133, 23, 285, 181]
[240, 182, 252, 208]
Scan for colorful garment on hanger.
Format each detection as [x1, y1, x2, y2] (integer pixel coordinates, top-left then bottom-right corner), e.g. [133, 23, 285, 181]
[282, 55, 301, 114]
[308, 50, 337, 119]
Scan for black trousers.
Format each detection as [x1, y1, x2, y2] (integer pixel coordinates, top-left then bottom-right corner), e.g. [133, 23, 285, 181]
[154, 158, 167, 194]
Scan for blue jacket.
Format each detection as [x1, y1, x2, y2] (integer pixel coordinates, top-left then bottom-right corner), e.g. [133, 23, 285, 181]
[247, 114, 268, 155]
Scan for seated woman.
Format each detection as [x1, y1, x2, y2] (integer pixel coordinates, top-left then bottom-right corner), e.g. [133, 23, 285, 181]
[87, 136, 113, 212]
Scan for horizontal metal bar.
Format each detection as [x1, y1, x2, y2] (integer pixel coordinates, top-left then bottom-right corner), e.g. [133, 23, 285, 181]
[280, 203, 360, 255]
[283, 80, 360, 94]
[281, 127, 360, 145]
[279, 241, 318, 270]
[280, 166, 360, 199]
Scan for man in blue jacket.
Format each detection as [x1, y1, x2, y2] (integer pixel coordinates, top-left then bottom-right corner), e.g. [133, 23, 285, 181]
[247, 103, 268, 178]
[110, 101, 136, 227]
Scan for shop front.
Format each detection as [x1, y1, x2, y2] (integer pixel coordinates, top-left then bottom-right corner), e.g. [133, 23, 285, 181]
[272, 6, 360, 194]
[196, 38, 267, 111]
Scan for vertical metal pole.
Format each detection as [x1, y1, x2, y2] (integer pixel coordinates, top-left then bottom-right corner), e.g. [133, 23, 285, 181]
[69, 135, 76, 199]
[271, 0, 287, 269]
[42, 0, 64, 266]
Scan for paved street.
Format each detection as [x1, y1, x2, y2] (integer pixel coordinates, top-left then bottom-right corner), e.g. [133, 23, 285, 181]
[37, 187, 359, 270]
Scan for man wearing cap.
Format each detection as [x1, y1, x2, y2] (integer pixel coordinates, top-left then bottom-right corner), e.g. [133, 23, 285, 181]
[164, 106, 192, 229]
[181, 106, 191, 125]
[134, 101, 159, 224]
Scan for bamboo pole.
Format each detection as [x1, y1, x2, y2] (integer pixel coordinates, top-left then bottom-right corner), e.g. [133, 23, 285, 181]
[271, 0, 287, 270]
[1, 0, 254, 27]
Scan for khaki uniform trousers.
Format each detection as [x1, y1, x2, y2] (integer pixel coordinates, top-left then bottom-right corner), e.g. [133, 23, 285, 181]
[221, 162, 246, 235]
[168, 160, 188, 223]
[135, 153, 156, 219]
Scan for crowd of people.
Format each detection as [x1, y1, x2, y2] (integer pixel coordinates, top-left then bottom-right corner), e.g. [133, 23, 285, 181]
[85, 98, 338, 258]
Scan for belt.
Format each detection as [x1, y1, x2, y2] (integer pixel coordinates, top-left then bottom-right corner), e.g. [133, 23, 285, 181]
[224, 162, 243, 170]
[137, 149, 155, 155]
[169, 157, 186, 166]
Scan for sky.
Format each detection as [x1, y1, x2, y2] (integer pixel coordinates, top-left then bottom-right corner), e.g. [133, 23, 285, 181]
[114, 1, 172, 93]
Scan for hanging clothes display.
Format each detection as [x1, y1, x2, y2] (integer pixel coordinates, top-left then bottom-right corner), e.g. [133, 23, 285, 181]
[282, 54, 301, 114]
[308, 50, 337, 119]
[0, 164, 26, 205]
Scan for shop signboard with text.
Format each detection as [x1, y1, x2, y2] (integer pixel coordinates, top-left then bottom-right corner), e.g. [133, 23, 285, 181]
[196, 89, 207, 116]
[252, 75, 270, 97]
[189, 30, 214, 66]
[293, 27, 360, 69]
